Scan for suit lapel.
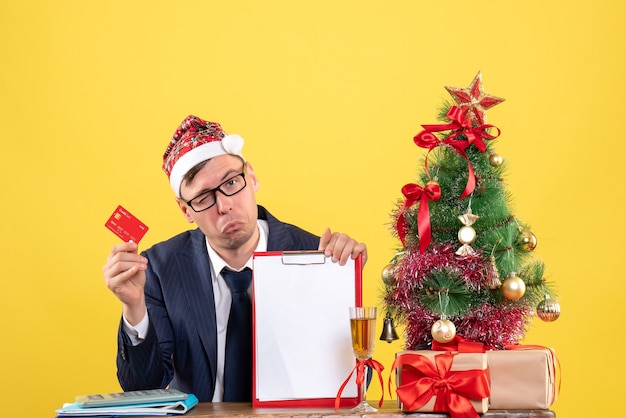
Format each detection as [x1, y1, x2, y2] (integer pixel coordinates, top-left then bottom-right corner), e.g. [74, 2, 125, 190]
[261, 206, 297, 251]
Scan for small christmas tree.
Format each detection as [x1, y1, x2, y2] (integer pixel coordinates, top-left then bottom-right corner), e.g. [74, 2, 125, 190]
[382, 72, 560, 350]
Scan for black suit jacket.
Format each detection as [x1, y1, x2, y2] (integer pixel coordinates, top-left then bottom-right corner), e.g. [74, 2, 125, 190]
[116, 205, 319, 401]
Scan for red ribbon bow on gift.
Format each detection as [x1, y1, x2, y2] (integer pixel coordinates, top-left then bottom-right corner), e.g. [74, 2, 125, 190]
[396, 181, 441, 253]
[334, 359, 384, 411]
[414, 106, 501, 199]
[390, 352, 490, 418]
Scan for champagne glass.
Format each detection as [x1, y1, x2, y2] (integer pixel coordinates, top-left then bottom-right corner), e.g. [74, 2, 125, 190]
[349, 306, 377, 412]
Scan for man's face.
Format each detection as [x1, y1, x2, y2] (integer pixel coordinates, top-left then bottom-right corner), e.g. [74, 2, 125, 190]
[177, 154, 260, 254]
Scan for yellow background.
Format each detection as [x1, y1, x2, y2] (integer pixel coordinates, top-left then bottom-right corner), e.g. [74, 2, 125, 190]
[1, 1, 623, 416]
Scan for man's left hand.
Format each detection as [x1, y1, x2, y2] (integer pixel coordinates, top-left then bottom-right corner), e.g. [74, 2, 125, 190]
[318, 228, 368, 266]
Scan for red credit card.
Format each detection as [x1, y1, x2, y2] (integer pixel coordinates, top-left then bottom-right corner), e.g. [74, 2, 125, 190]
[105, 205, 149, 243]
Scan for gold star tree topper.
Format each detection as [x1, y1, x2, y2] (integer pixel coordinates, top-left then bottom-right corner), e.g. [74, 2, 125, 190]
[445, 71, 505, 125]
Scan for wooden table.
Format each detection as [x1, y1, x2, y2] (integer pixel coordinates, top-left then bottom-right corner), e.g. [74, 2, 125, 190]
[183, 401, 556, 417]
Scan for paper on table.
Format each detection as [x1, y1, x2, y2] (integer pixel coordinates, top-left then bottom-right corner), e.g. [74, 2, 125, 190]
[253, 252, 359, 401]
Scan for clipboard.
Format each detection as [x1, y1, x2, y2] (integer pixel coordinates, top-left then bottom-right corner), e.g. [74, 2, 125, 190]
[251, 251, 362, 408]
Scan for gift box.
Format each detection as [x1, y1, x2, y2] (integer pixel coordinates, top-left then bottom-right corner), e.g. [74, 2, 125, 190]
[487, 347, 558, 409]
[392, 350, 490, 417]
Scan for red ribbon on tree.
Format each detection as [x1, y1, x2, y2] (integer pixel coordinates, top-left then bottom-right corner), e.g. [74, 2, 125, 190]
[334, 359, 385, 411]
[396, 181, 441, 254]
[390, 352, 490, 418]
[413, 106, 501, 199]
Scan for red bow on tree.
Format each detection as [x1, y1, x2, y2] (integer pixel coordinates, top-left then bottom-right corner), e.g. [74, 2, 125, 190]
[413, 106, 501, 199]
[396, 181, 441, 254]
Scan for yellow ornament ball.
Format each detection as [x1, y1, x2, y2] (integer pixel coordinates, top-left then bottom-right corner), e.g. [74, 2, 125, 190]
[519, 229, 537, 251]
[381, 263, 397, 283]
[489, 153, 503, 167]
[431, 319, 456, 343]
[502, 273, 526, 300]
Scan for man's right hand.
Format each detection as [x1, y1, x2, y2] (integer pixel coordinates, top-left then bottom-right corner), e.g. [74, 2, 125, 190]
[103, 241, 148, 325]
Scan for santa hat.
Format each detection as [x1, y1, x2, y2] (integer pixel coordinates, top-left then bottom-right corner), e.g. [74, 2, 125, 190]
[162, 115, 244, 197]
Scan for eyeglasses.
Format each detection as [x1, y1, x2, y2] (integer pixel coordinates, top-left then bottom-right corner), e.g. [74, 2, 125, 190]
[184, 167, 247, 212]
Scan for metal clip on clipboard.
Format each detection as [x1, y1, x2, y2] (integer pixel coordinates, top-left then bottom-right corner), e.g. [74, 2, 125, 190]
[281, 250, 326, 265]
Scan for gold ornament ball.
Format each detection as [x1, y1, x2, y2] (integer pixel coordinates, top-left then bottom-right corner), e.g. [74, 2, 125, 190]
[381, 263, 397, 283]
[537, 298, 561, 322]
[427, 178, 440, 188]
[502, 273, 526, 300]
[519, 229, 538, 251]
[489, 153, 503, 167]
[431, 319, 456, 343]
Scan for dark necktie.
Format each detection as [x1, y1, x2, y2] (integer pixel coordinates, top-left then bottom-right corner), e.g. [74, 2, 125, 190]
[222, 267, 253, 402]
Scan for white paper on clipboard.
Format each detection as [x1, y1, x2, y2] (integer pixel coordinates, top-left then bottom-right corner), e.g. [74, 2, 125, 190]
[252, 251, 360, 402]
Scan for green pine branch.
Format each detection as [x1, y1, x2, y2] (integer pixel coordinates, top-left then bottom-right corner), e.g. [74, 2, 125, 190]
[419, 268, 472, 317]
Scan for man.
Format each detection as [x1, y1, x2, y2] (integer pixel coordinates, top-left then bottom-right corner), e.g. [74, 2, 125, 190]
[102, 116, 367, 402]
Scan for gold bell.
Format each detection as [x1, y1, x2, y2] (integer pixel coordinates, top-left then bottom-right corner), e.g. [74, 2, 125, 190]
[379, 315, 399, 343]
